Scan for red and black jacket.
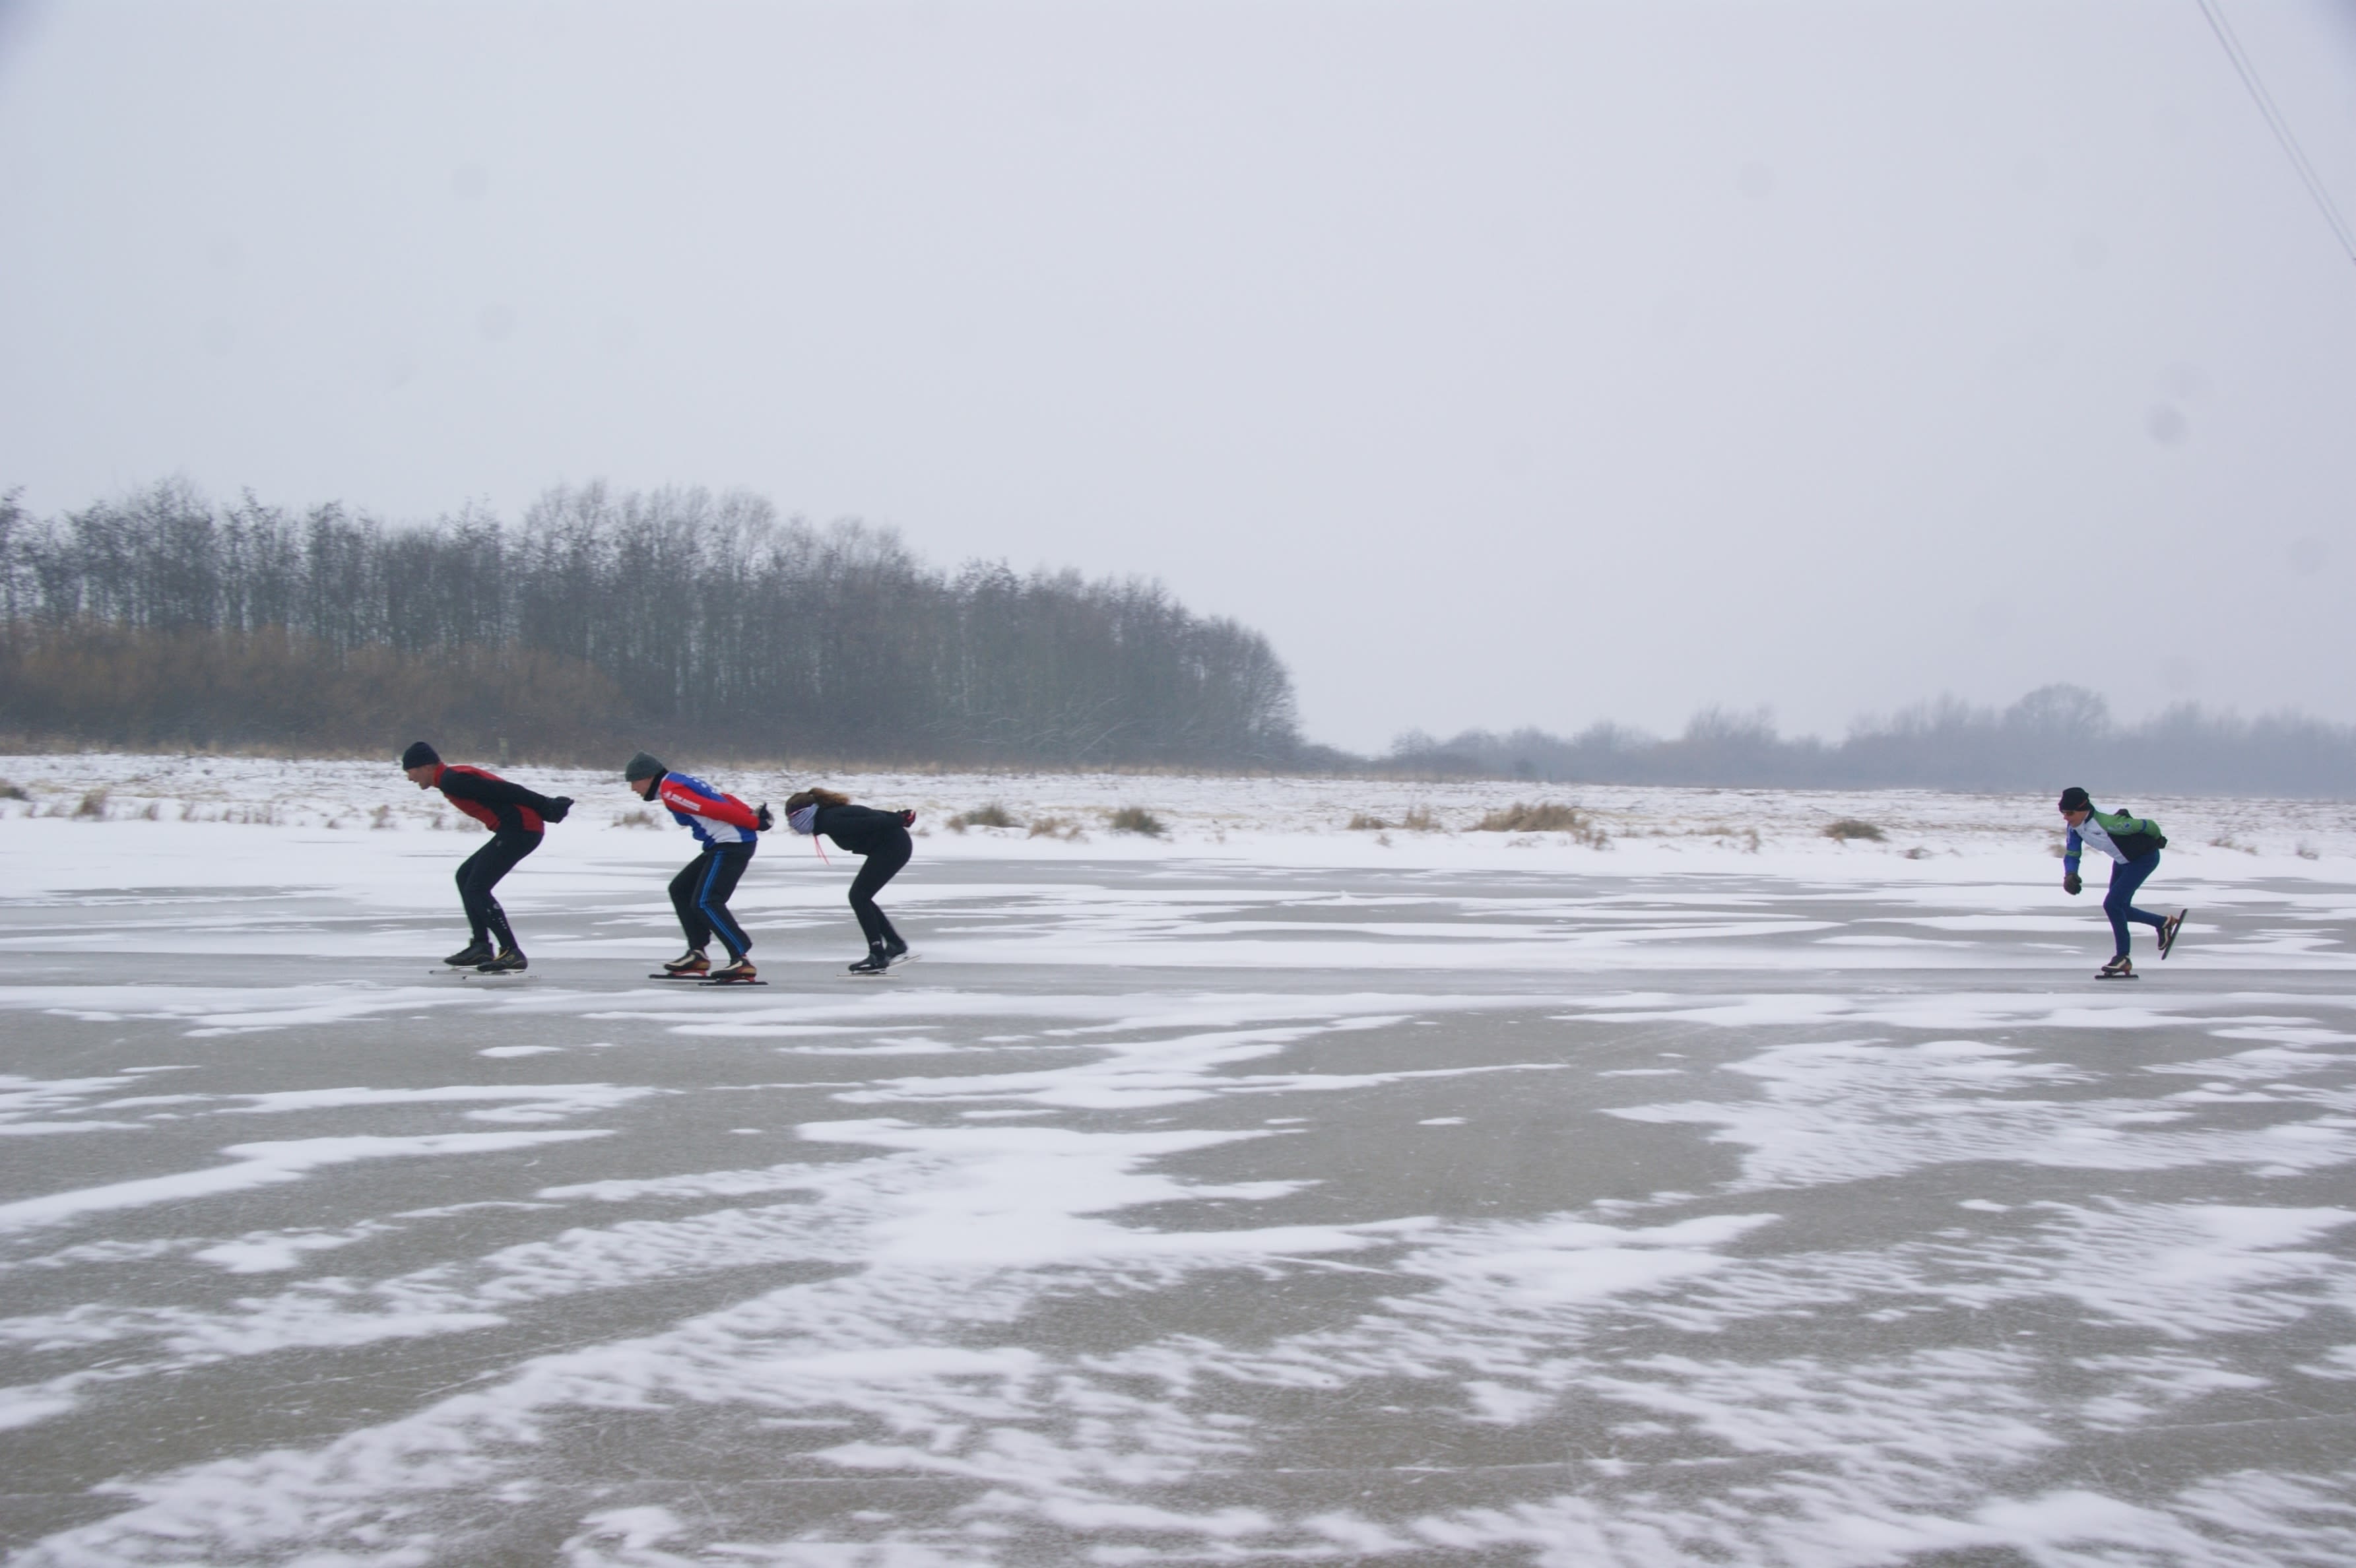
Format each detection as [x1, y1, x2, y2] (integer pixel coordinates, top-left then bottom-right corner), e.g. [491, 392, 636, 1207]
[432, 764, 570, 835]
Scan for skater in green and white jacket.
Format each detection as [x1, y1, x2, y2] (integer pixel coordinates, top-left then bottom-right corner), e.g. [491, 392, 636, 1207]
[2058, 785, 2186, 979]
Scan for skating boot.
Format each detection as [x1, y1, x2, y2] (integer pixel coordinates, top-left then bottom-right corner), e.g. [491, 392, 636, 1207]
[2158, 911, 2188, 959]
[706, 958, 760, 985]
[2096, 955, 2136, 981]
[847, 944, 893, 975]
[443, 940, 494, 968]
[476, 948, 529, 973]
[662, 948, 711, 976]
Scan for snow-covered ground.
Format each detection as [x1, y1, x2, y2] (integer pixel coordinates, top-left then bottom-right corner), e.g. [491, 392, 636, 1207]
[4, 751, 2354, 873]
[3, 755, 2353, 1565]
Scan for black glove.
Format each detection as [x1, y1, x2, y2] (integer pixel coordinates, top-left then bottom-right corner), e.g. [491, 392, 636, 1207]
[2063, 872, 2081, 896]
[756, 802, 775, 832]
[901, 809, 917, 828]
[543, 796, 573, 824]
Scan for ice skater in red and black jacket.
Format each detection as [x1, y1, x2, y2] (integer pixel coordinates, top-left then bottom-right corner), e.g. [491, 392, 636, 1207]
[783, 787, 917, 973]
[401, 741, 573, 971]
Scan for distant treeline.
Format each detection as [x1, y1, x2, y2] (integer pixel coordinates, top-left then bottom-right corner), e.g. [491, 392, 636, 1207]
[0, 481, 1302, 766]
[1390, 686, 2356, 799]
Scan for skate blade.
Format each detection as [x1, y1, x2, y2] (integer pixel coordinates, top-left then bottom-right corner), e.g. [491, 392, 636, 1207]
[2095, 971, 2140, 981]
[648, 971, 711, 981]
[696, 978, 768, 987]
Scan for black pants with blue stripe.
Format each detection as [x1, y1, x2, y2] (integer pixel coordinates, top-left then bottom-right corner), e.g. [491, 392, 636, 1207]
[669, 842, 756, 961]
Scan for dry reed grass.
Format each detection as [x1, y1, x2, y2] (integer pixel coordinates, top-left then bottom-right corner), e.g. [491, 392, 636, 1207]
[1473, 800, 1606, 845]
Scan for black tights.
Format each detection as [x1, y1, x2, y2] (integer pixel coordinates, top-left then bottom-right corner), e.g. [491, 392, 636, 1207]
[456, 830, 541, 950]
[848, 826, 911, 948]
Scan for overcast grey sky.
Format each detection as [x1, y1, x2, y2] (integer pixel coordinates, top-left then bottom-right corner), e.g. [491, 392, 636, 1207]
[2, 1, 2352, 752]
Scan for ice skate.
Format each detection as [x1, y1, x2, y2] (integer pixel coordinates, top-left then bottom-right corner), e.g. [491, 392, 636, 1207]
[2096, 955, 2136, 981]
[655, 948, 710, 978]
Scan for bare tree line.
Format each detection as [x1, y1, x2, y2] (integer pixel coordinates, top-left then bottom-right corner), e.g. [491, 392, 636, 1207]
[1390, 685, 2356, 799]
[16, 480, 2345, 795]
[0, 480, 1303, 765]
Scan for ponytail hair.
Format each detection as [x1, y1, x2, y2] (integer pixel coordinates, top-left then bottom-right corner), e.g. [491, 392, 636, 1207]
[785, 787, 851, 812]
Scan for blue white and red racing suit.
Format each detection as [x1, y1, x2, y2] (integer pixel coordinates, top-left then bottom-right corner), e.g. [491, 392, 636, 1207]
[653, 771, 761, 960]
[657, 772, 762, 845]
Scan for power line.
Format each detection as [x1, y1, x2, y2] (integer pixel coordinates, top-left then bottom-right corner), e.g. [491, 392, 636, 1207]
[2191, 0, 2356, 271]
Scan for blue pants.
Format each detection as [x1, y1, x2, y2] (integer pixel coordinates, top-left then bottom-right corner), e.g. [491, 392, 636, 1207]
[2105, 851, 2168, 958]
[669, 843, 755, 961]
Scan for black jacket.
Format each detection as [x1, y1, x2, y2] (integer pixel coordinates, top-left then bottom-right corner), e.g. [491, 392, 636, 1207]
[813, 803, 911, 856]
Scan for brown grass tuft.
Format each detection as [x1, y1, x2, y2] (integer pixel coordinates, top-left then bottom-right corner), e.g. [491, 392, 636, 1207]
[1823, 819, 1885, 841]
[1474, 800, 1604, 845]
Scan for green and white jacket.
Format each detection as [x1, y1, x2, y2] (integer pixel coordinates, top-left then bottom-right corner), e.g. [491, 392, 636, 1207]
[2064, 806, 2167, 876]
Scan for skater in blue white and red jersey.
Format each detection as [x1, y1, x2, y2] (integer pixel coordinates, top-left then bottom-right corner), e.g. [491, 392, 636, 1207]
[401, 741, 574, 972]
[783, 787, 918, 973]
[625, 752, 771, 984]
[2058, 785, 2187, 980]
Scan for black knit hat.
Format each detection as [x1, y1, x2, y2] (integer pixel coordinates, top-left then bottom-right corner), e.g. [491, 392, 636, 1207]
[401, 740, 440, 770]
[2058, 786, 2091, 812]
[624, 751, 666, 782]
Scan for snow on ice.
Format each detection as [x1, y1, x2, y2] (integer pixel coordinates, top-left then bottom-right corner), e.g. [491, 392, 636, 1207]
[1, 755, 2353, 1565]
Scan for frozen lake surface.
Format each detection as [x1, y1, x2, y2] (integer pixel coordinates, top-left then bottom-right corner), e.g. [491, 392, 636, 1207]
[3, 758, 2354, 1565]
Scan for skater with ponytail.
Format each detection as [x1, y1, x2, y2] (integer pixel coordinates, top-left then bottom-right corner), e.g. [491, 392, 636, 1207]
[784, 787, 917, 973]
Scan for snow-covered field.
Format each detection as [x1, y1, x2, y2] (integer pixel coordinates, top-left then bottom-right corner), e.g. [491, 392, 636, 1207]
[3, 754, 2354, 1565]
